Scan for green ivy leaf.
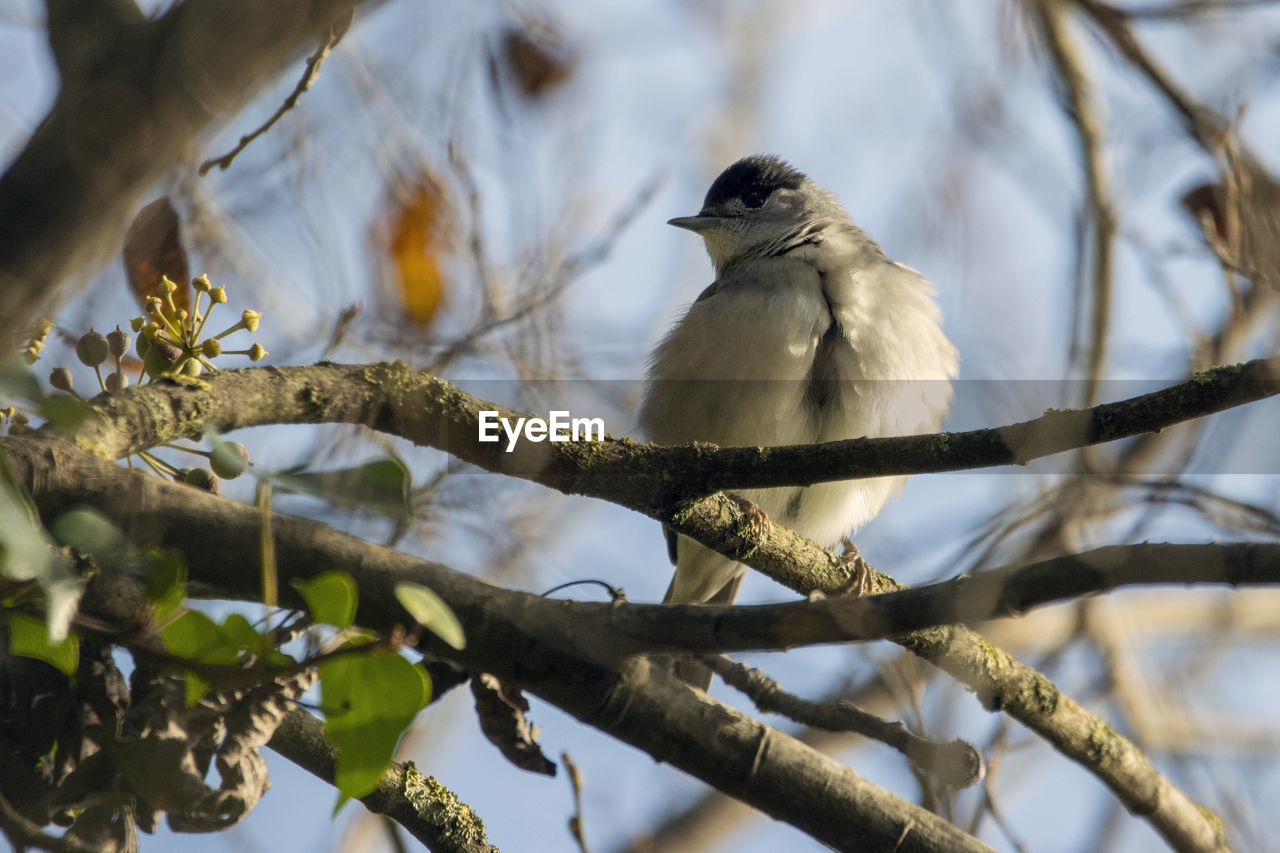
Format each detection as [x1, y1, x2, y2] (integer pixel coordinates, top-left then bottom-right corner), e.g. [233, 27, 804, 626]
[319, 650, 430, 798]
[161, 610, 267, 706]
[143, 549, 187, 617]
[37, 395, 96, 431]
[161, 610, 243, 666]
[394, 582, 465, 650]
[331, 791, 352, 818]
[292, 571, 358, 628]
[185, 671, 211, 707]
[271, 457, 411, 522]
[50, 507, 148, 578]
[6, 611, 79, 675]
[0, 356, 42, 402]
[159, 609, 295, 702]
[0, 461, 81, 641]
[220, 613, 265, 656]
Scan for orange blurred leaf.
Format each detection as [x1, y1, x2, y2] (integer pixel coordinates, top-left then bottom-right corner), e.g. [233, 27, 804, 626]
[123, 198, 190, 314]
[384, 174, 449, 326]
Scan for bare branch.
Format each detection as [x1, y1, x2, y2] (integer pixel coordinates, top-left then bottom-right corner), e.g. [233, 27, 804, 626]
[1034, 0, 1117, 406]
[1075, 0, 1227, 148]
[198, 10, 352, 176]
[706, 655, 983, 790]
[58, 357, 1280, 519]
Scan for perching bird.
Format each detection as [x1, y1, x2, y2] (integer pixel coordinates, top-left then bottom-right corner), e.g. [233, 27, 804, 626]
[638, 155, 957, 683]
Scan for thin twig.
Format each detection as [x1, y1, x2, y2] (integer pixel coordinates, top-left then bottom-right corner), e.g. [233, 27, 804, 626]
[426, 172, 662, 373]
[706, 656, 983, 789]
[1076, 0, 1225, 147]
[198, 13, 351, 175]
[1035, 0, 1116, 407]
[562, 752, 591, 853]
[1118, 0, 1278, 20]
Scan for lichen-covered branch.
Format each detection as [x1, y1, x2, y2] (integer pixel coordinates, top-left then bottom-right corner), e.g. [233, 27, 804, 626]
[268, 709, 497, 853]
[62, 357, 1280, 519]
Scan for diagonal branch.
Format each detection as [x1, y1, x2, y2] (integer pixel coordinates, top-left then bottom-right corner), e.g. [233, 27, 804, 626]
[1075, 0, 1225, 149]
[705, 655, 982, 789]
[692, 542, 1280, 651]
[197, 10, 352, 175]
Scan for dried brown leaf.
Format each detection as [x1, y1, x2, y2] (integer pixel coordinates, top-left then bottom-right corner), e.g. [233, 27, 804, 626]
[500, 21, 574, 100]
[471, 674, 556, 776]
[122, 198, 190, 314]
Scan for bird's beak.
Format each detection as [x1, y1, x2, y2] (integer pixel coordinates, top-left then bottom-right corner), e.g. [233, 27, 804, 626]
[668, 214, 724, 232]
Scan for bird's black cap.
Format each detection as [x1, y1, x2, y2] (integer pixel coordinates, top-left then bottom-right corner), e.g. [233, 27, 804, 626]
[702, 155, 807, 210]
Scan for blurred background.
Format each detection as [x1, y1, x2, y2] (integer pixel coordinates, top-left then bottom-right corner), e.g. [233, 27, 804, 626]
[4, 0, 1280, 850]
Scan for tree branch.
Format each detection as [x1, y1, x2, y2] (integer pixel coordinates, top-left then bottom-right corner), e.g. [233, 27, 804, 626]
[1075, 0, 1226, 149]
[0, 0, 364, 344]
[62, 356, 1280, 517]
[0, 791, 98, 853]
[197, 10, 351, 175]
[705, 655, 983, 789]
[40, 356, 1278, 610]
[692, 542, 1280, 649]
[268, 708, 497, 853]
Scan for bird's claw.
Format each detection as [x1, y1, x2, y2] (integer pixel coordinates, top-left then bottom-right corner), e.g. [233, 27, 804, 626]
[837, 536, 871, 596]
[731, 496, 772, 539]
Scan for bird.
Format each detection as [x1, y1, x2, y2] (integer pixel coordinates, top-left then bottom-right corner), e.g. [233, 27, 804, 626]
[638, 154, 957, 685]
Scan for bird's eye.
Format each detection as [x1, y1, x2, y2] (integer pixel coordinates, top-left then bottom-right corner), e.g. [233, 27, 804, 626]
[743, 189, 768, 209]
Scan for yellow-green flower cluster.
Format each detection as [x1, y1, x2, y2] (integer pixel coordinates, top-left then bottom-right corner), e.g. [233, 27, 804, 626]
[131, 275, 267, 380]
[20, 320, 54, 364]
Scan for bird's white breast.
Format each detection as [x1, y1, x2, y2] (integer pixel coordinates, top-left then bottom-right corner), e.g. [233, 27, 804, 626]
[639, 256, 829, 449]
[639, 251, 955, 547]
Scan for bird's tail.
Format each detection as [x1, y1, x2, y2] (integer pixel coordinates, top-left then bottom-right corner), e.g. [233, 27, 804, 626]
[662, 538, 746, 689]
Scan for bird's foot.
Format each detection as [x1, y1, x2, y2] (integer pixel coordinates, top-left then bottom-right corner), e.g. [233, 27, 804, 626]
[730, 495, 772, 539]
[837, 536, 871, 596]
